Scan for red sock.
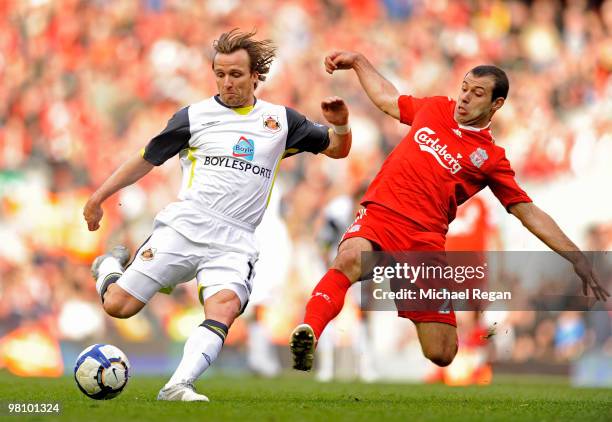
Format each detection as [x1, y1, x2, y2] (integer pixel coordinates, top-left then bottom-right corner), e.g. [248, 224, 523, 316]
[304, 269, 352, 339]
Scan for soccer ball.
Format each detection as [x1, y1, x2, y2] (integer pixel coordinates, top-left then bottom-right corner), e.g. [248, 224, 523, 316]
[74, 344, 130, 400]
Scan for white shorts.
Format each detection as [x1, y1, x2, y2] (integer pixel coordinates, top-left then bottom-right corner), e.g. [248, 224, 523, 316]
[116, 219, 258, 310]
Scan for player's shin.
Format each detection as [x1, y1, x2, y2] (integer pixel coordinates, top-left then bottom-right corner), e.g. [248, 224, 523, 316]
[165, 319, 228, 387]
[95, 257, 124, 302]
[303, 269, 352, 339]
[92, 246, 130, 302]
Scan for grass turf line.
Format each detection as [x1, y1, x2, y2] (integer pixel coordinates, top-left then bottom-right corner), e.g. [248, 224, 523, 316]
[0, 372, 610, 422]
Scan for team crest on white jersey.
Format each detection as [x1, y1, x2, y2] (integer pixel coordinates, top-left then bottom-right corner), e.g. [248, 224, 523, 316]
[263, 114, 281, 132]
[414, 127, 463, 174]
[470, 147, 489, 168]
[140, 248, 156, 261]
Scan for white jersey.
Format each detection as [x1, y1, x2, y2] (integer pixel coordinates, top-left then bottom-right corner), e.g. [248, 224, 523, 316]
[142, 96, 330, 242]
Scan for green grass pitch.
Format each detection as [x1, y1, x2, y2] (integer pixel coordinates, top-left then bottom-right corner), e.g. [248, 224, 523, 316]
[1, 372, 610, 421]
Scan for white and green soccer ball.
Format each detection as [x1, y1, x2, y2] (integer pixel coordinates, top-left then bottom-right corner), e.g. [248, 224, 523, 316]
[74, 344, 130, 400]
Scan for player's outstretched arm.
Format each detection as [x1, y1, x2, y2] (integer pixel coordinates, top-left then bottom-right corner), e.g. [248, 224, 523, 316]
[324, 51, 400, 120]
[320, 96, 352, 159]
[509, 202, 610, 301]
[83, 153, 154, 231]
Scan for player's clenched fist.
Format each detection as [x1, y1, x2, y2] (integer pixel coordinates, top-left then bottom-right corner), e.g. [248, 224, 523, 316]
[324, 51, 362, 74]
[320, 96, 349, 126]
[83, 199, 103, 231]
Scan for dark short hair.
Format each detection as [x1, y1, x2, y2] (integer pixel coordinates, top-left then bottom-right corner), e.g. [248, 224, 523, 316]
[468, 65, 509, 100]
[213, 29, 276, 86]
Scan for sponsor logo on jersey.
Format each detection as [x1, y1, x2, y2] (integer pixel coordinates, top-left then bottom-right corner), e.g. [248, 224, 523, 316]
[413, 127, 463, 174]
[203, 156, 272, 179]
[452, 128, 462, 137]
[232, 136, 255, 161]
[470, 147, 489, 168]
[263, 114, 281, 132]
[140, 248, 156, 261]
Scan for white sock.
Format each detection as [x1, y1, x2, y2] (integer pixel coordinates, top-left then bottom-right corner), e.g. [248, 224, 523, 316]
[315, 325, 335, 382]
[247, 321, 281, 377]
[95, 256, 124, 296]
[165, 320, 227, 387]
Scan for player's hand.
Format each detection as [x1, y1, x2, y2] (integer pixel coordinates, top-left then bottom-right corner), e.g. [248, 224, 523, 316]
[83, 198, 103, 231]
[573, 257, 609, 301]
[321, 96, 349, 126]
[324, 51, 361, 74]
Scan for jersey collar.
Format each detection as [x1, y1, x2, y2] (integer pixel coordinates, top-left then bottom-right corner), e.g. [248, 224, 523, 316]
[457, 121, 491, 132]
[214, 95, 257, 115]
[456, 121, 495, 143]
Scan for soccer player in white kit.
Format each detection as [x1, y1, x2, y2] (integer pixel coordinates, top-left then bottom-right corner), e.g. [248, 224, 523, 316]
[82, 29, 352, 402]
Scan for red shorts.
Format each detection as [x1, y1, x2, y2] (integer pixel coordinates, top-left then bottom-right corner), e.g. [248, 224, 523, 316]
[341, 202, 456, 327]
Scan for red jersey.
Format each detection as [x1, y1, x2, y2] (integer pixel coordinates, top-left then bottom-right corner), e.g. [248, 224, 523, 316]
[361, 95, 531, 234]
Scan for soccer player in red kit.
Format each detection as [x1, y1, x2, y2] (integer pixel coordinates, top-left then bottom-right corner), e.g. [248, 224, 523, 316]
[290, 51, 609, 371]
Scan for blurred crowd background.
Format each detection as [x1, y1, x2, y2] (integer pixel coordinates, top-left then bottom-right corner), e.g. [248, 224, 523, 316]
[0, 0, 611, 385]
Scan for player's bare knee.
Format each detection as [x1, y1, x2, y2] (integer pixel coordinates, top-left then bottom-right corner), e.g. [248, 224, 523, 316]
[214, 301, 241, 320]
[103, 300, 132, 319]
[103, 288, 142, 319]
[204, 291, 241, 324]
[424, 351, 450, 367]
[423, 344, 457, 367]
[332, 247, 361, 280]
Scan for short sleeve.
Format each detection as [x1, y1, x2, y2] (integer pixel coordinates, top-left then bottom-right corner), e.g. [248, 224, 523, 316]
[142, 107, 191, 166]
[398, 95, 430, 126]
[283, 107, 330, 159]
[487, 153, 532, 211]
